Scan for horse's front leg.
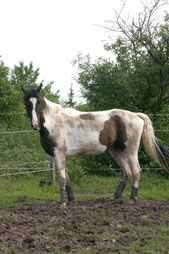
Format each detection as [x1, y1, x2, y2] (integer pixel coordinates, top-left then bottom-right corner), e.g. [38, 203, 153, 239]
[65, 168, 75, 202]
[53, 149, 74, 208]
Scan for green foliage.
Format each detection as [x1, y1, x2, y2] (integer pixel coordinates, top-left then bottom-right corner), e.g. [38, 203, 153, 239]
[10, 61, 39, 90]
[74, 54, 136, 111]
[75, 14, 169, 113]
[66, 157, 85, 184]
[0, 60, 21, 113]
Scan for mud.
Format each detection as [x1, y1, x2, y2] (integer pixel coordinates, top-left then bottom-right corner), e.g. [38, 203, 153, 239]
[0, 199, 169, 253]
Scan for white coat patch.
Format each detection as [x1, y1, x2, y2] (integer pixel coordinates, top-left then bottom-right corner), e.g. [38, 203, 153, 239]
[29, 97, 38, 127]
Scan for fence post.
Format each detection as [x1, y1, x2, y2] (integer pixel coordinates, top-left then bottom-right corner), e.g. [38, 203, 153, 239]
[50, 157, 55, 185]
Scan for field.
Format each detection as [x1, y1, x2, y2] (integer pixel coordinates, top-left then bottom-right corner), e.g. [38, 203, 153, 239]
[0, 173, 169, 254]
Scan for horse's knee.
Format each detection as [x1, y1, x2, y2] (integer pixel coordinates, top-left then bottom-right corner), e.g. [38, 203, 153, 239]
[132, 171, 141, 188]
[125, 171, 132, 182]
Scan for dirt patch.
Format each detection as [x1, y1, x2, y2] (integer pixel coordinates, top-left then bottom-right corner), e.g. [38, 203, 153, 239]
[0, 199, 169, 253]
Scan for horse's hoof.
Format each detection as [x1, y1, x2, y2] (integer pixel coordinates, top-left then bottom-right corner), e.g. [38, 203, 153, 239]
[60, 202, 67, 209]
[128, 199, 137, 205]
[112, 199, 123, 205]
[68, 196, 75, 202]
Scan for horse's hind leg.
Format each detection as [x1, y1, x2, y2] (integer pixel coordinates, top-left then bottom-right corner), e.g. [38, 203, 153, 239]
[128, 154, 142, 203]
[109, 150, 132, 203]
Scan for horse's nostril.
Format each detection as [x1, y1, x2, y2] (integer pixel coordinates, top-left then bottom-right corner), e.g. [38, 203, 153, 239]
[32, 124, 40, 131]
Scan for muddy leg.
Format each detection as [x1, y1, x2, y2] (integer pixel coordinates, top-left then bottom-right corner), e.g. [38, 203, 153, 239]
[129, 172, 141, 203]
[129, 160, 142, 204]
[65, 169, 74, 202]
[109, 149, 132, 204]
[53, 149, 68, 208]
[130, 186, 138, 201]
[114, 181, 126, 201]
[113, 173, 131, 204]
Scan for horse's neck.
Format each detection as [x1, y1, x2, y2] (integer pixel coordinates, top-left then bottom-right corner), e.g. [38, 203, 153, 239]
[44, 97, 80, 118]
[44, 97, 62, 110]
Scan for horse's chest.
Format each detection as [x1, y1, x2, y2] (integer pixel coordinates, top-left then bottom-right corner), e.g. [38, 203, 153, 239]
[40, 127, 57, 156]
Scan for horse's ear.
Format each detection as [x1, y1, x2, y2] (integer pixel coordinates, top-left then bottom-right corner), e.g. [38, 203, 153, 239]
[21, 85, 26, 94]
[36, 83, 43, 93]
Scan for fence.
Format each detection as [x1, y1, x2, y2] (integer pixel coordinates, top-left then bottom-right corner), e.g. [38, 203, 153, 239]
[0, 112, 169, 181]
[0, 112, 56, 184]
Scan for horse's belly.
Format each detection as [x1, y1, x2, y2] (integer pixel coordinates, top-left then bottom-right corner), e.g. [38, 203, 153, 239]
[66, 131, 107, 156]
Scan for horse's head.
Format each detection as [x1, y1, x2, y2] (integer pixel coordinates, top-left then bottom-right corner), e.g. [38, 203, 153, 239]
[21, 83, 46, 131]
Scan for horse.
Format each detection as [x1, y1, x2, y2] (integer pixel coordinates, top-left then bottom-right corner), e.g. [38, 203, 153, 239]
[21, 84, 169, 208]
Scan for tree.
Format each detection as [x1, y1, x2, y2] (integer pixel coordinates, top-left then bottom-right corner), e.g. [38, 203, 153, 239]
[10, 61, 40, 90]
[103, 0, 169, 113]
[66, 83, 76, 107]
[75, 0, 169, 113]
[0, 60, 20, 112]
[74, 53, 136, 111]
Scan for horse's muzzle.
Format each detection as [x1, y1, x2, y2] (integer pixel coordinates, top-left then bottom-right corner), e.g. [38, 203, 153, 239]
[31, 123, 40, 131]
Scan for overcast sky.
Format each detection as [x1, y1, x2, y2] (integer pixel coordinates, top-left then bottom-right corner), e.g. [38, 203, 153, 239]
[0, 0, 168, 102]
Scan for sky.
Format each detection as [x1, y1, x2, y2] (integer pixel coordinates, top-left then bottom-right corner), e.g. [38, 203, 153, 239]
[0, 0, 168, 102]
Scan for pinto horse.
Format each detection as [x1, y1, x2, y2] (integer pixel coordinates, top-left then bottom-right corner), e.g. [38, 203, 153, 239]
[21, 84, 169, 208]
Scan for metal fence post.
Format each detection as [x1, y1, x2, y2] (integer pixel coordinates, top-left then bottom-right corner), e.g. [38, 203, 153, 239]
[50, 157, 55, 185]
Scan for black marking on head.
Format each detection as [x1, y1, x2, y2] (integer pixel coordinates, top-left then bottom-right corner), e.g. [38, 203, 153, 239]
[21, 86, 46, 129]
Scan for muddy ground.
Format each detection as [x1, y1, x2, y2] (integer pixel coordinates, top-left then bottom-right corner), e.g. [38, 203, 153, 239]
[0, 199, 169, 254]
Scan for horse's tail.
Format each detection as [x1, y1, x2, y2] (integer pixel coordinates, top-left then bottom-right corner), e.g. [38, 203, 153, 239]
[137, 113, 169, 173]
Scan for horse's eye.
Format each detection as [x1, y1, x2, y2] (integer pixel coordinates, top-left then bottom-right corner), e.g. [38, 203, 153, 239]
[26, 101, 31, 106]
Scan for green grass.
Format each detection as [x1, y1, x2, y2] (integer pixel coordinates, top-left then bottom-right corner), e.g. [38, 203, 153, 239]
[0, 171, 168, 208]
[115, 219, 169, 253]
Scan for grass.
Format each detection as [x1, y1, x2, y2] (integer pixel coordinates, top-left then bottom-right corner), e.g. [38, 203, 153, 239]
[0, 171, 168, 208]
[116, 219, 169, 253]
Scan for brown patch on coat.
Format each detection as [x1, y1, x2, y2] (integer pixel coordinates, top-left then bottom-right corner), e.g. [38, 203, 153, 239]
[79, 113, 95, 120]
[99, 115, 127, 150]
[99, 118, 117, 149]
